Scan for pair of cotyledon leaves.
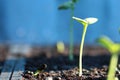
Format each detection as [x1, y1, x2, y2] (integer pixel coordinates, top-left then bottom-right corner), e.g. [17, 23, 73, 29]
[97, 36, 120, 54]
[58, 0, 78, 10]
[72, 16, 98, 26]
[72, 16, 120, 54]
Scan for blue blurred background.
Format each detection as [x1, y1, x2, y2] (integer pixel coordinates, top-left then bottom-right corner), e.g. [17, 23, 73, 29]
[0, 0, 120, 45]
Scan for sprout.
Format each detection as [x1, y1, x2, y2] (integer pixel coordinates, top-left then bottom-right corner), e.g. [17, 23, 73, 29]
[58, 0, 79, 61]
[97, 36, 120, 80]
[73, 16, 98, 76]
[34, 64, 47, 76]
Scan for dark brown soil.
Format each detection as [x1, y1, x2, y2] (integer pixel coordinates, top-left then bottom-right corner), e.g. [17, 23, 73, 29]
[22, 46, 120, 80]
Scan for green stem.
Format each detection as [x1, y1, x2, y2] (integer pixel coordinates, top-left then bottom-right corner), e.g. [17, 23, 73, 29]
[79, 24, 88, 76]
[69, 8, 74, 61]
[107, 54, 118, 80]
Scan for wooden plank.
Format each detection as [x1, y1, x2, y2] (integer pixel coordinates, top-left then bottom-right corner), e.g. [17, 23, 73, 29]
[0, 45, 29, 80]
[0, 55, 16, 80]
[11, 58, 25, 80]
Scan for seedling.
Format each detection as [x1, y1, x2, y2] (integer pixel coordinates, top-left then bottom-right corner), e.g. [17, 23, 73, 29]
[97, 36, 120, 80]
[72, 16, 98, 76]
[58, 0, 78, 61]
[33, 64, 47, 76]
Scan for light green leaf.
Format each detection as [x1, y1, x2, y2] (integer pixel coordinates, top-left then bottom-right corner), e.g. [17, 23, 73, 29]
[85, 18, 98, 24]
[110, 44, 120, 54]
[72, 16, 87, 25]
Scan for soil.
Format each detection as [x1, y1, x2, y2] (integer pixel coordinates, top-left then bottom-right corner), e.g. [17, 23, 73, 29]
[22, 46, 120, 80]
